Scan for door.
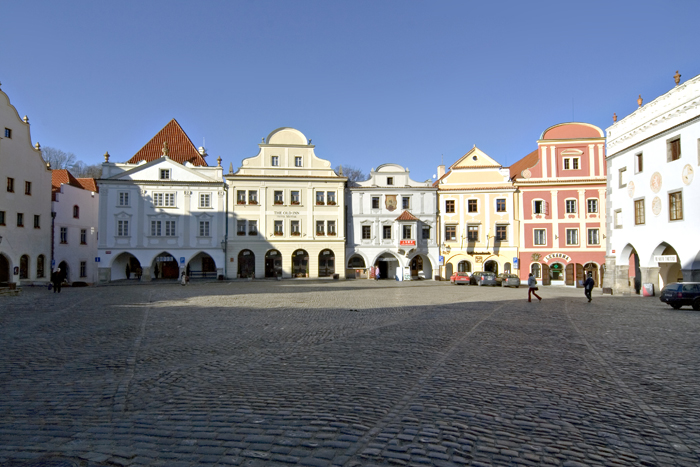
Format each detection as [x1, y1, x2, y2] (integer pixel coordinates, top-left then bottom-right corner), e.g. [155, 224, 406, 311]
[265, 250, 282, 278]
[542, 263, 551, 285]
[0, 254, 9, 285]
[411, 256, 423, 277]
[445, 263, 453, 279]
[565, 263, 575, 286]
[576, 263, 584, 288]
[378, 261, 389, 279]
[318, 250, 334, 277]
[238, 250, 255, 278]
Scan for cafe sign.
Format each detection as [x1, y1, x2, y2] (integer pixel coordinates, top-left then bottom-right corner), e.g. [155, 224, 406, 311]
[543, 253, 571, 262]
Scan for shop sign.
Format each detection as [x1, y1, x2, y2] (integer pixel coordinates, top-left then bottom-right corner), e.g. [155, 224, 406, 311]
[543, 253, 571, 262]
[654, 255, 677, 263]
[274, 211, 300, 217]
[399, 239, 416, 246]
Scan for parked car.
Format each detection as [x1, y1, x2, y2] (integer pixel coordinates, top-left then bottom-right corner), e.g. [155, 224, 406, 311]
[471, 271, 498, 286]
[496, 273, 521, 288]
[659, 282, 700, 310]
[450, 272, 471, 285]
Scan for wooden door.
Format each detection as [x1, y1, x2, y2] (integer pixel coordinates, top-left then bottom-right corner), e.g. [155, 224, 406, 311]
[576, 263, 584, 288]
[542, 263, 551, 285]
[565, 263, 574, 286]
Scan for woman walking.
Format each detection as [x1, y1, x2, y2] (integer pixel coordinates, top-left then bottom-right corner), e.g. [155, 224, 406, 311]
[528, 273, 542, 302]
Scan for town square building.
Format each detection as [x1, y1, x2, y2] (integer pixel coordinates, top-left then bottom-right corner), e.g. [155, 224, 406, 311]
[0, 83, 52, 286]
[510, 122, 607, 287]
[604, 72, 700, 294]
[346, 163, 438, 280]
[97, 119, 226, 282]
[435, 147, 519, 279]
[225, 127, 346, 279]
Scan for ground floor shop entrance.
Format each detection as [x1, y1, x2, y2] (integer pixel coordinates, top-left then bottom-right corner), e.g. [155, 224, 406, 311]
[153, 254, 178, 279]
[265, 250, 282, 278]
[292, 249, 309, 277]
[238, 250, 255, 278]
[318, 249, 335, 277]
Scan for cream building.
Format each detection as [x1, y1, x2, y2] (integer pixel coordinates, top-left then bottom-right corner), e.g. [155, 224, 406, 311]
[0, 83, 52, 287]
[225, 128, 346, 279]
[436, 147, 519, 279]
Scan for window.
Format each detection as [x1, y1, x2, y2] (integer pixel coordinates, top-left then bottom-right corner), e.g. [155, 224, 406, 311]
[295, 156, 302, 167]
[0, 211, 5, 225]
[80, 261, 87, 278]
[362, 225, 371, 239]
[402, 197, 410, 210]
[587, 199, 598, 214]
[237, 220, 246, 235]
[531, 263, 541, 278]
[669, 191, 683, 221]
[328, 220, 336, 235]
[291, 191, 300, 205]
[199, 220, 210, 237]
[372, 197, 380, 209]
[291, 220, 300, 236]
[17, 213, 24, 227]
[248, 190, 258, 204]
[271, 156, 279, 166]
[387, 177, 394, 185]
[533, 200, 544, 215]
[60, 227, 68, 243]
[563, 157, 579, 170]
[119, 192, 130, 206]
[237, 191, 246, 204]
[495, 225, 507, 241]
[402, 225, 412, 239]
[383, 225, 392, 239]
[667, 137, 681, 161]
[25, 181, 31, 195]
[7, 177, 14, 192]
[468, 199, 478, 213]
[160, 169, 170, 180]
[4, 128, 11, 138]
[80, 229, 87, 244]
[73, 205, 80, 218]
[316, 192, 325, 205]
[588, 229, 600, 245]
[445, 225, 456, 241]
[496, 199, 506, 212]
[565, 199, 577, 214]
[614, 209, 622, 229]
[634, 199, 645, 225]
[153, 193, 175, 207]
[117, 220, 129, 236]
[274, 220, 283, 235]
[33, 215, 40, 229]
[422, 225, 430, 240]
[248, 220, 258, 235]
[534, 229, 546, 245]
[165, 220, 176, 236]
[274, 191, 283, 204]
[618, 167, 627, 188]
[37, 255, 45, 278]
[635, 153, 644, 173]
[445, 200, 455, 213]
[566, 228, 579, 245]
[467, 225, 479, 242]
[316, 221, 325, 235]
[151, 220, 162, 236]
[199, 193, 211, 208]
[327, 192, 336, 205]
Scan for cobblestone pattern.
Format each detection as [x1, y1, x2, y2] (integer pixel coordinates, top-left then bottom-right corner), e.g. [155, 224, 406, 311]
[1, 281, 698, 466]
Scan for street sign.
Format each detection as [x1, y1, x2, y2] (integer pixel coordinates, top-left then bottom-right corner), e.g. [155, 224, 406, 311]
[95, 257, 100, 262]
[513, 257, 519, 269]
[439, 255, 444, 265]
[180, 257, 185, 264]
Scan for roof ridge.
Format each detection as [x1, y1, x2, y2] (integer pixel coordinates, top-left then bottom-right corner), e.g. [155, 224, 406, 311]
[127, 119, 207, 167]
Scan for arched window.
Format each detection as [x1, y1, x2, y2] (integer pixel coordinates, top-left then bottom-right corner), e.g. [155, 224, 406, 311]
[73, 205, 80, 218]
[531, 263, 541, 278]
[457, 261, 470, 272]
[37, 255, 45, 278]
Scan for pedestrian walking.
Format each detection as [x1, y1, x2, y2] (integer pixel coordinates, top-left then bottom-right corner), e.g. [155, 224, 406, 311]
[375, 265, 380, 281]
[51, 268, 62, 293]
[125, 264, 131, 280]
[527, 273, 541, 302]
[154, 264, 159, 279]
[584, 273, 595, 302]
[180, 271, 188, 286]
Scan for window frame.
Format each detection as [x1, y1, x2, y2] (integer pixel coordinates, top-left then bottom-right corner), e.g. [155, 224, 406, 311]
[7, 177, 14, 193]
[402, 196, 410, 210]
[445, 200, 455, 213]
[495, 225, 507, 241]
[382, 225, 392, 239]
[199, 220, 211, 237]
[4, 128, 11, 138]
[402, 225, 412, 240]
[117, 219, 129, 237]
[387, 177, 394, 186]
[294, 156, 303, 167]
[565, 199, 577, 214]
[565, 228, 579, 246]
[0, 210, 5, 225]
[327, 220, 336, 235]
[587, 198, 598, 214]
[667, 136, 681, 162]
[248, 220, 258, 235]
[118, 192, 130, 206]
[237, 220, 247, 235]
[248, 190, 258, 205]
[634, 198, 645, 225]
[635, 152, 644, 173]
[327, 191, 336, 205]
[587, 228, 600, 245]
[444, 225, 457, 241]
[17, 212, 24, 227]
[159, 169, 171, 180]
[290, 220, 300, 236]
[371, 197, 380, 209]
[73, 205, 80, 219]
[467, 225, 479, 242]
[422, 225, 430, 240]
[271, 155, 279, 166]
[467, 199, 478, 213]
[563, 157, 580, 170]
[669, 191, 683, 221]
[618, 167, 627, 188]
[533, 228, 546, 246]
[199, 193, 211, 209]
[60, 227, 68, 243]
[274, 220, 283, 235]
[80, 261, 87, 278]
[496, 198, 506, 212]
[361, 225, 371, 240]
[153, 192, 176, 207]
[33, 215, 40, 229]
[291, 190, 301, 205]
[274, 191, 284, 205]
[316, 220, 325, 235]
[25, 181, 32, 195]
[80, 228, 87, 244]
[533, 199, 544, 215]
[614, 209, 622, 229]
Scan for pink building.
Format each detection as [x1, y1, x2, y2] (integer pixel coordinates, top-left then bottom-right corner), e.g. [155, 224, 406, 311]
[510, 123, 607, 287]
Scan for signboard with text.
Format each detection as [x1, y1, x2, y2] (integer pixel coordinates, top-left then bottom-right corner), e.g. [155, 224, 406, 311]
[399, 239, 416, 246]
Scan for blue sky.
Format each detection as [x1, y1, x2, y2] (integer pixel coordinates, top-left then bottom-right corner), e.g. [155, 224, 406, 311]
[2, 0, 699, 181]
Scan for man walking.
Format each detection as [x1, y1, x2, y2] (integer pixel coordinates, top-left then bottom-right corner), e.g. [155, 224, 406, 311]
[584, 273, 595, 302]
[51, 268, 62, 293]
[527, 273, 541, 302]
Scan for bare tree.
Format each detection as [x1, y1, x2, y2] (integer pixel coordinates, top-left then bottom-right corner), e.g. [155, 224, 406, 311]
[70, 161, 103, 178]
[42, 146, 76, 170]
[335, 165, 367, 187]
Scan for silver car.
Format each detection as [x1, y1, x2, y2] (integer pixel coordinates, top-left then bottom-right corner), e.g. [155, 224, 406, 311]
[497, 273, 521, 288]
[473, 271, 498, 286]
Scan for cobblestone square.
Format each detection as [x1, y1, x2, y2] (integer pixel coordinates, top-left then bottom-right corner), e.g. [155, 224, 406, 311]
[1, 281, 699, 467]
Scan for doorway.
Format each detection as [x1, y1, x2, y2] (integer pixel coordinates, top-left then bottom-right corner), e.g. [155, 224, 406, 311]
[0, 254, 9, 285]
[153, 254, 178, 279]
[238, 250, 255, 278]
[265, 250, 282, 278]
[484, 260, 498, 275]
[292, 250, 309, 277]
[318, 249, 335, 277]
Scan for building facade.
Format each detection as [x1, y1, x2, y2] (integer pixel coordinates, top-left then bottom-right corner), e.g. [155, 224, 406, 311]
[225, 127, 346, 279]
[346, 163, 439, 280]
[97, 119, 226, 282]
[510, 122, 607, 287]
[436, 147, 519, 279]
[0, 83, 52, 286]
[604, 72, 700, 294]
[51, 170, 100, 284]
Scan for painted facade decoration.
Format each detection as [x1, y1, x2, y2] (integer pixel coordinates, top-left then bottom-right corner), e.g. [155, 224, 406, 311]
[436, 147, 519, 279]
[225, 128, 346, 279]
[510, 122, 607, 287]
[97, 119, 226, 282]
[346, 163, 438, 280]
[604, 72, 700, 294]
[0, 83, 52, 286]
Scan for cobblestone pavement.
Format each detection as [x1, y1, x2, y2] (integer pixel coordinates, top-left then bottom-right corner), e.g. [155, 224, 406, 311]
[1, 280, 699, 467]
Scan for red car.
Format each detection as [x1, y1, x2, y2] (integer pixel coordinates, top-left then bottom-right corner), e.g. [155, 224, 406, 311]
[450, 272, 471, 285]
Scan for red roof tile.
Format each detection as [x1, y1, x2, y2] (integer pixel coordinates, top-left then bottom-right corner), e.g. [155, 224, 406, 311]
[395, 210, 419, 221]
[77, 178, 98, 192]
[509, 149, 539, 180]
[51, 169, 81, 191]
[127, 119, 207, 167]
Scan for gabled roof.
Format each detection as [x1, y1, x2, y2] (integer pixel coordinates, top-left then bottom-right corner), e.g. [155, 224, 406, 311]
[509, 149, 539, 180]
[127, 119, 207, 167]
[395, 210, 419, 221]
[52, 169, 81, 191]
[77, 178, 98, 192]
[450, 146, 502, 170]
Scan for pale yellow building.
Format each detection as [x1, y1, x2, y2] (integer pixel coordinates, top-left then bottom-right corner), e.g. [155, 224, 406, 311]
[436, 147, 519, 278]
[225, 128, 346, 279]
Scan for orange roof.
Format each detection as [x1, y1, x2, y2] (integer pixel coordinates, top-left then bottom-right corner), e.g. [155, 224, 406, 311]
[127, 119, 207, 166]
[509, 149, 539, 180]
[77, 178, 98, 192]
[51, 169, 81, 191]
[395, 210, 419, 221]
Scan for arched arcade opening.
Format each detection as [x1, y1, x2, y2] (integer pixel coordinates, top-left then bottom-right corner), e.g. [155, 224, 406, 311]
[111, 253, 142, 281]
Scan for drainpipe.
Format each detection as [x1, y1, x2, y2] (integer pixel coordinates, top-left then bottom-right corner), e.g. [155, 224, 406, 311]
[223, 183, 228, 279]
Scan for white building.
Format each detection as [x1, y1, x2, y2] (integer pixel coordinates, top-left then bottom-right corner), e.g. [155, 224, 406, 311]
[51, 170, 100, 284]
[346, 163, 439, 280]
[97, 119, 226, 282]
[0, 83, 52, 287]
[604, 71, 700, 294]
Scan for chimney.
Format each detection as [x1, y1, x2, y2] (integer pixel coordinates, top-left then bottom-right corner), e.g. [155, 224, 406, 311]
[437, 164, 445, 179]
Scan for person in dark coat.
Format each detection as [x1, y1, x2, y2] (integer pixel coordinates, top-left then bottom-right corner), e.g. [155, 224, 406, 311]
[125, 264, 131, 280]
[584, 273, 595, 302]
[51, 268, 62, 293]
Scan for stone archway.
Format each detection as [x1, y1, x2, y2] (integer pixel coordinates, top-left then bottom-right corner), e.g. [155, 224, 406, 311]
[375, 252, 401, 280]
[111, 253, 142, 281]
[656, 245, 682, 289]
[445, 262, 453, 279]
[292, 249, 309, 277]
[550, 262, 565, 283]
[0, 254, 10, 286]
[457, 260, 471, 273]
[318, 249, 335, 277]
[484, 260, 498, 275]
[188, 252, 217, 279]
[152, 253, 178, 280]
[265, 250, 282, 278]
[58, 260, 70, 283]
[238, 250, 255, 278]
[410, 255, 432, 279]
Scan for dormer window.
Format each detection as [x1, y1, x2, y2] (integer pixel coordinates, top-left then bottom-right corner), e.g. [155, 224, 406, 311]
[271, 156, 279, 166]
[563, 157, 579, 170]
[295, 156, 302, 167]
[160, 169, 171, 180]
[387, 177, 394, 185]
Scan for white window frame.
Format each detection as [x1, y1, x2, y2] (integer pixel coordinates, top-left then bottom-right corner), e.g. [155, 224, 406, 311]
[565, 228, 579, 245]
[327, 220, 336, 235]
[563, 157, 580, 170]
[165, 220, 176, 236]
[587, 228, 600, 245]
[619, 167, 627, 188]
[199, 220, 210, 237]
[271, 156, 279, 166]
[533, 229, 546, 246]
[495, 224, 507, 241]
[119, 192, 130, 206]
[361, 224, 371, 240]
[533, 199, 545, 215]
[316, 220, 325, 235]
[587, 198, 598, 214]
[160, 169, 171, 180]
[237, 220, 247, 235]
[274, 191, 284, 204]
[291, 220, 300, 235]
[151, 220, 162, 236]
[117, 220, 129, 237]
[294, 156, 303, 167]
[248, 220, 258, 235]
[327, 191, 336, 205]
[274, 220, 283, 235]
[199, 193, 211, 208]
[154, 192, 176, 207]
[614, 209, 622, 229]
[495, 198, 506, 213]
[565, 199, 577, 214]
